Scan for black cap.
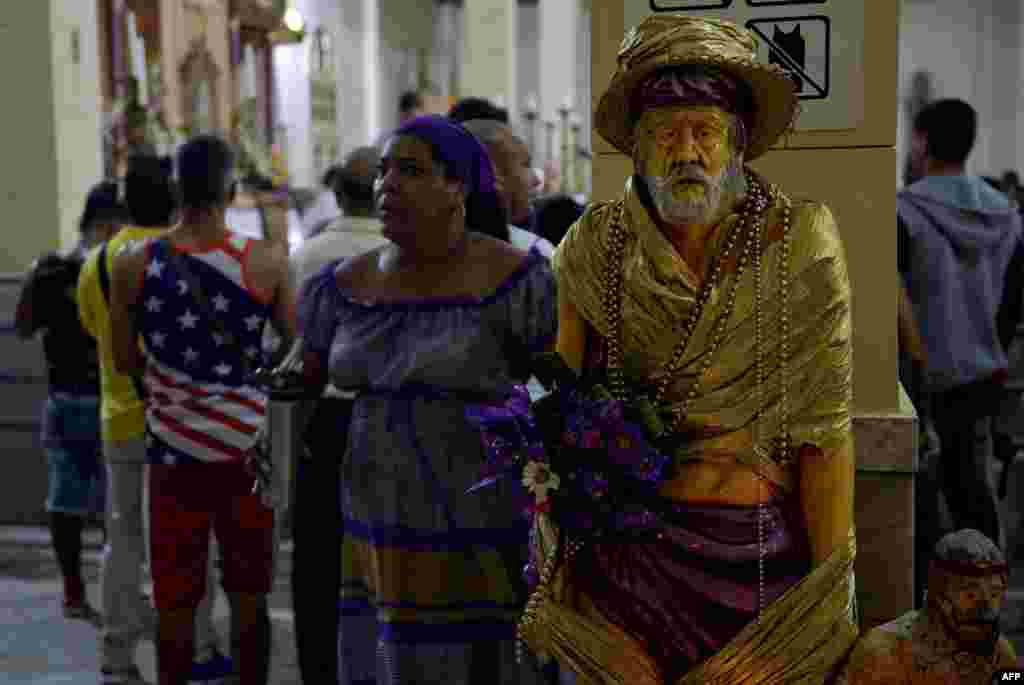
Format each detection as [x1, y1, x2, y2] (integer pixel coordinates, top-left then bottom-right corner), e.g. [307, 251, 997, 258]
[79, 181, 126, 233]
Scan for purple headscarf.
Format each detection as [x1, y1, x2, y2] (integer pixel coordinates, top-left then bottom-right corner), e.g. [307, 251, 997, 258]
[631, 65, 753, 150]
[391, 114, 498, 197]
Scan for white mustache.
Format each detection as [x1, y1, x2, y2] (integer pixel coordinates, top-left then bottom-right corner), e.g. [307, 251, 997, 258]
[649, 170, 713, 189]
[674, 165, 712, 180]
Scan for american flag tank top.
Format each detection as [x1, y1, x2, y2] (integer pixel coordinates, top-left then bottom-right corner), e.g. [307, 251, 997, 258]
[138, 234, 272, 464]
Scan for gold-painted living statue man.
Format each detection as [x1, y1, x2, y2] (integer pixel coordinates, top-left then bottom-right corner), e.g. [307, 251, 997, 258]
[525, 16, 858, 684]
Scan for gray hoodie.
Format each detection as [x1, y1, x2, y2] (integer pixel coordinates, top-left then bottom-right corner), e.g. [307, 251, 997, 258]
[898, 175, 1023, 392]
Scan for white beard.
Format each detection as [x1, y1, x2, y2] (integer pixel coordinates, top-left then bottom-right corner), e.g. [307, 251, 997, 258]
[642, 158, 743, 226]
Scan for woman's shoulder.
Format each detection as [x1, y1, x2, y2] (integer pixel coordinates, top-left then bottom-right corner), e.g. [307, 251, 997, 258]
[331, 246, 387, 292]
[464, 234, 554, 307]
[296, 252, 381, 329]
[469, 232, 554, 285]
[468, 231, 532, 275]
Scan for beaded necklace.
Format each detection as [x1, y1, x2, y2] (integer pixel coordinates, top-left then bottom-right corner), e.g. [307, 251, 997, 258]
[603, 171, 795, 616]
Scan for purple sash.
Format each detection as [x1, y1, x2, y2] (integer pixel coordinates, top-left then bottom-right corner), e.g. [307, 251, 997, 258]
[566, 498, 810, 681]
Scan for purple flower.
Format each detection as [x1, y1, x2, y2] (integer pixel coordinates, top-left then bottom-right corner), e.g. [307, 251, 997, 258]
[505, 385, 532, 414]
[596, 399, 625, 425]
[605, 422, 649, 466]
[582, 471, 610, 500]
[524, 562, 540, 588]
[636, 453, 671, 483]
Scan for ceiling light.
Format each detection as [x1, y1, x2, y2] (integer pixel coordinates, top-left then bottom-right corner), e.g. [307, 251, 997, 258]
[284, 5, 304, 33]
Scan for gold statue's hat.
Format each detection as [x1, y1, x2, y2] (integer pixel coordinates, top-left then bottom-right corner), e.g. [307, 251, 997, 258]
[595, 15, 799, 161]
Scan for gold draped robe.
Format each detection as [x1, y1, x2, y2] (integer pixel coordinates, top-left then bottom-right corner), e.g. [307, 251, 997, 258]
[528, 174, 858, 684]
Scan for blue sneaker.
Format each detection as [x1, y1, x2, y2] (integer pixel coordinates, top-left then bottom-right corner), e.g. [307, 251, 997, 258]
[189, 648, 233, 683]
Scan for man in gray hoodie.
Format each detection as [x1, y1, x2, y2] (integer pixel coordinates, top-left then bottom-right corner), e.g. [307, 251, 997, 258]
[899, 99, 1024, 563]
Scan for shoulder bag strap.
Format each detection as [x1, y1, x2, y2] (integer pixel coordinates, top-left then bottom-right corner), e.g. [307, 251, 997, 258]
[97, 242, 148, 400]
[97, 243, 111, 303]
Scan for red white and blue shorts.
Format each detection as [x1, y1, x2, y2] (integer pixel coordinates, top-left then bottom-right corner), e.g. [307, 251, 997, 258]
[147, 432, 275, 611]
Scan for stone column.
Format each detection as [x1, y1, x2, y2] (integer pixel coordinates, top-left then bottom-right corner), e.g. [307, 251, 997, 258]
[538, 0, 579, 165]
[459, 0, 517, 123]
[432, 1, 458, 99]
[1, 1, 60, 269]
[576, 0, 592, 195]
[204, 4, 232, 135]
[335, 0, 378, 152]
[158, 0, 182, 132]
[111, 0, 127, 99]
[1018, 7, 1024, 175]
[0, 0, 104, 269]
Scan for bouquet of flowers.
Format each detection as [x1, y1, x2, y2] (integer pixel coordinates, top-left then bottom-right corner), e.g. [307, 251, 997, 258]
[465, 352, 683, 587]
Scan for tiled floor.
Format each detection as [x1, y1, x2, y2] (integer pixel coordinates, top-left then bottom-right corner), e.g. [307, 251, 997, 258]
[0, 529, 299, 684]
[3, 451, 1024, 682]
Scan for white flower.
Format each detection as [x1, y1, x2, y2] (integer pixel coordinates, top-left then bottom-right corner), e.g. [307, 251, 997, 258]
[522, 461, 560, 504]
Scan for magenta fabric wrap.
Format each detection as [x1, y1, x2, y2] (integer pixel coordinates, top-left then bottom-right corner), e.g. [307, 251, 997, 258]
[567, 497, 810, 681]
[631, 66, 751, 151]
[568, 326, 810, 680]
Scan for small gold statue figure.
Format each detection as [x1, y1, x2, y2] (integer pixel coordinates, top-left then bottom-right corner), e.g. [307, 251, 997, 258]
[836, 529, 1016, 684]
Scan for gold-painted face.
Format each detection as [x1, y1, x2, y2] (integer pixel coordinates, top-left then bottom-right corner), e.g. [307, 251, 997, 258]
[634, 105, 741, 226]
[635, 105, 736, 201]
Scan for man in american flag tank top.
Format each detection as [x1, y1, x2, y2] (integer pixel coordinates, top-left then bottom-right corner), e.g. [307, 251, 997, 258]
[108, 135, 295, 685]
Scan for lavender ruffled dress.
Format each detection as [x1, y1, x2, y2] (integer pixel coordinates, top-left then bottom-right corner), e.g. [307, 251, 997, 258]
[298, 249, 557, 684]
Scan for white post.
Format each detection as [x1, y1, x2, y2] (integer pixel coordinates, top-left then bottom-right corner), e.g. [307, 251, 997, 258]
[459, 0, 517, 123]
[432, 2, 458, 99]
[538, 0, 578, 165]
[335, 0, 378, 154]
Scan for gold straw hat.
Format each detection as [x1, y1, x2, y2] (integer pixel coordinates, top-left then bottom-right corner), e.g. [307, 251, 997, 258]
[595, 15, 799, 161]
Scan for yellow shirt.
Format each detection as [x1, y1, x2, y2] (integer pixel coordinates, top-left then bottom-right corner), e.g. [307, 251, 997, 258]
[77, 225, 166, 443]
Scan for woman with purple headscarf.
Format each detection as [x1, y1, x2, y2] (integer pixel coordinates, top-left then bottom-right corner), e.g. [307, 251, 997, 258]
[296, 115, 557, 683]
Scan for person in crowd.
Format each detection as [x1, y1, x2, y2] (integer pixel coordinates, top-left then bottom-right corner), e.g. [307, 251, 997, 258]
[107, 136, 294, 685]
[540, 159, 563, 196]
[448, 96, 509, 124]
[530, 192, 585, 248]
[461, 118, 554, 256]
[79, 155, 234, 685]
[398, 90, 426, 125]
[15, 181, 121, 625]
[525, 16, 858, 682]
[899, 98, 1024, 565]
[292, 147, 387, 281]
[288, 144, 388, 681]
[296, 114, 557, 683]
[301, 164, 342, 238]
